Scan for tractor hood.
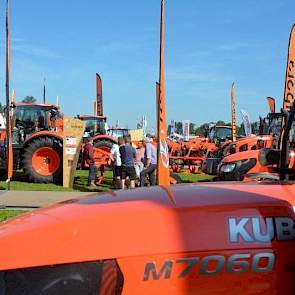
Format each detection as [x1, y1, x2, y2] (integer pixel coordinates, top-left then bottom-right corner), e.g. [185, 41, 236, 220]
[222, 149, 260, 163]
[0, 183, 294, 271]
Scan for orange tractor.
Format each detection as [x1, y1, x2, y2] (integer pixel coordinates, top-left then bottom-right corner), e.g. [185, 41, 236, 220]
[0, 102, 64, 183]
[169, 125, 231, 173]
[204, 110, 281, 176]
[0, 102, 119, 184]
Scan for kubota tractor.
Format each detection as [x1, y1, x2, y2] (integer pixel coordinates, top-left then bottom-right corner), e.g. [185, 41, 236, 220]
[204, 110, 282, 176]
[0, 102, 64, 183]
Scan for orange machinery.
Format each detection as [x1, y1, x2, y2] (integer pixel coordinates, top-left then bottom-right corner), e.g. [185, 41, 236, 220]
[0, 96, 295, 293]
[0, 2, 294, 294]
[169, 125, 231, 173]
[217, 24, 295, 182]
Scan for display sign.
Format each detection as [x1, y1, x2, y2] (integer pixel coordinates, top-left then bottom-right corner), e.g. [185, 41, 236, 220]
[63, 117, 85, 188]
[130, 128, 144, 142]
[182, 120, 190, 141]
[241, 110, 252, 136]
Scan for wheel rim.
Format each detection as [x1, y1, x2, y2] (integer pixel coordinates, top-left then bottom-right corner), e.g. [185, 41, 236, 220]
[32, 147, 60, 176]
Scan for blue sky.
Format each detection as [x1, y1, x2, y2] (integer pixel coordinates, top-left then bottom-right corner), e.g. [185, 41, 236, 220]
[0, 0, 294, 130]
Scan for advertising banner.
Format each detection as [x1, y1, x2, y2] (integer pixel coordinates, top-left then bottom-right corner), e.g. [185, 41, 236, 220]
[182, 120, 190, 141]
[241, 110, 252, 136]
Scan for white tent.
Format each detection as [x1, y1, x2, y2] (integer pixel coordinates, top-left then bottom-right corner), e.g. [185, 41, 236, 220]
[0, 113, 5, 129]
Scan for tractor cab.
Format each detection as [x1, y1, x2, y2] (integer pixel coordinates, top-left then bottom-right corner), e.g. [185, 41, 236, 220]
[77, 115, 107, 138]
[259, 112, 283, 136]
[208, 125, 232, 144]
[13, 103, 61, 144]
[107, 128, 130, 139]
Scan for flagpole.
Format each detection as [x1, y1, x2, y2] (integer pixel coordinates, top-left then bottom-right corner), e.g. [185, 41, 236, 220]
[5, 0, 13, 190]
[157, 0, 170, 185]
[231, 82, 237, 141]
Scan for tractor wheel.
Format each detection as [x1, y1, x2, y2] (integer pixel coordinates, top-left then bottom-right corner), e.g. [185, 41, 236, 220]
[23, 137, 63, 184]
[170, 172, 182, 185]
[94, 140, 114, 151]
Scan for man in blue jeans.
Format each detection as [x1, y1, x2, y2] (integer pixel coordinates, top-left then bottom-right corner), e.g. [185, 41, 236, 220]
[140, 137, 157, 187]
[119, 136, 136, 190]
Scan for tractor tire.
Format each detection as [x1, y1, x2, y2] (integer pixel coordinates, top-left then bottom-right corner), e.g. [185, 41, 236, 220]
[94, 140, 114, 151]
[170, 172, 182, 184]
[23, 137, 63, 184]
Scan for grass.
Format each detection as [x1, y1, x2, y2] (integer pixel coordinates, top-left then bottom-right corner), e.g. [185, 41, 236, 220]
[0, 210, 27, 222]
[178, 172, 214, 183]
[0, 170, 213, 192]
[0, 170, 114, 192]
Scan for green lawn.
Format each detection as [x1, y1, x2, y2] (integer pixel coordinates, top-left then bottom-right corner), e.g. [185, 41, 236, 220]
[0, 170, 114, 192]
[0, 170, 213, 192]
[0, 210, 27, 222]
[178, 172, 214, 183]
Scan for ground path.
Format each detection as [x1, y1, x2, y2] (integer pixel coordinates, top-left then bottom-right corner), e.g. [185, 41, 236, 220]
[0, 190, 96, 209]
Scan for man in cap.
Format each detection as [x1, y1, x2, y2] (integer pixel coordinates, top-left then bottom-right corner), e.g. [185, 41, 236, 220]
[140, 137, 157, 186]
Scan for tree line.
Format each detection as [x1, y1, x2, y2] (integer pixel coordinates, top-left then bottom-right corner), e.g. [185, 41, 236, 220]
[169, 121, 260, 137]
[0, 96, 37, 114]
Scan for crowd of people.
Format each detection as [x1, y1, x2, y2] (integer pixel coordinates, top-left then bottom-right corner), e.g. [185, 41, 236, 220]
[84, 135, 158, 189]
[110, 136, 158, 189]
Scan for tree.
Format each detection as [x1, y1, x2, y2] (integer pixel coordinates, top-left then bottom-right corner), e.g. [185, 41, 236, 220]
[195, 123, 210, 137]
[22, 96, 36, 103]
[175, 121, 183, 134]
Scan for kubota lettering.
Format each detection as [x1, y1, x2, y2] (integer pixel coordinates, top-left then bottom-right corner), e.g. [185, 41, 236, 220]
[229, 217, 295, 243]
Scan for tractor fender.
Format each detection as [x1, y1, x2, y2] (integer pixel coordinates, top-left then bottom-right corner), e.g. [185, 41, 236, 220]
[23, 131, 63, 148]
[91, 134, 116, 144]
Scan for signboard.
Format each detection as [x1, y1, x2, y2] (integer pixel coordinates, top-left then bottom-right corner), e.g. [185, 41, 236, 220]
[182, 120, 190, 141]
[130, 128, 144, 142]
[63, 117, 85, 188]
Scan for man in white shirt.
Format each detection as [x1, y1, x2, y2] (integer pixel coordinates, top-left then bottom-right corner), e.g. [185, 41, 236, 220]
[110, 137, 124, 189]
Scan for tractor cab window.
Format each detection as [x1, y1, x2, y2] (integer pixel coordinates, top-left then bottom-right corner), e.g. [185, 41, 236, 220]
[268, 116, 282, 135]
[209, 127, 232, 141]
[108, 129, 129, 139]
[84, 118, 106, 137]
[0, 260, 123, 295]
[290, 122, 295, 145]
[15, 106, 48, 135]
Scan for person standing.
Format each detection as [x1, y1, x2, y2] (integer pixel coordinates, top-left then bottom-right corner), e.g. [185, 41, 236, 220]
[140, 137, 157, 187]
[83, 137, 97, 188]
[109, 137, 124, 189]
[134, 141, 145, 183]
[119, 136, 136, 189]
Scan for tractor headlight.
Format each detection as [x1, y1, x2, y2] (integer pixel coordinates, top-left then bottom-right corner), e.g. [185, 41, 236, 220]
[220, 163, 236, 173]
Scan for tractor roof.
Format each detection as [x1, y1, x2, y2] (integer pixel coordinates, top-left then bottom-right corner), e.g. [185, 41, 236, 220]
[216, 125, 232, 129]
[16, 102, 59, 109]
[78, 115, 107, 120]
